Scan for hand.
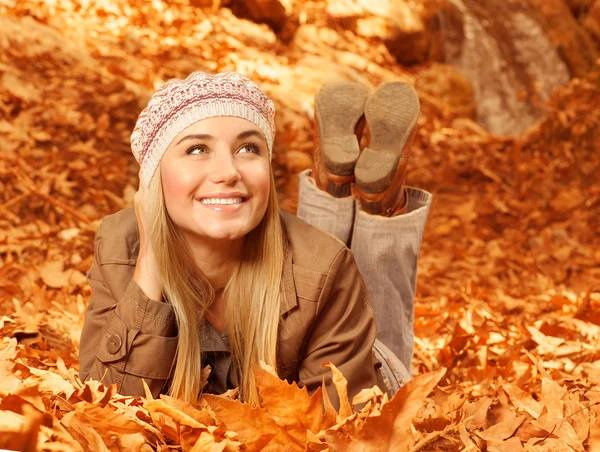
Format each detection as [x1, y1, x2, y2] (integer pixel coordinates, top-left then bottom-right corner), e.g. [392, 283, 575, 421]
[133, 171, 163, 301]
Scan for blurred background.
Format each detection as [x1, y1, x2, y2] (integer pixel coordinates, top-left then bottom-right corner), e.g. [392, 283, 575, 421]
[0, 0, 599, 448]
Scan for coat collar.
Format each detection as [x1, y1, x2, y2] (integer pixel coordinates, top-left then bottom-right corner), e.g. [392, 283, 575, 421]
[279, 212, 298, 317]
[279, 233, 297, 317]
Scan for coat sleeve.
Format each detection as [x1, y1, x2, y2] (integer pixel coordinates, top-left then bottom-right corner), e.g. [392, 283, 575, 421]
[297, 247, 378, 411]
[78, 219, 179, 398]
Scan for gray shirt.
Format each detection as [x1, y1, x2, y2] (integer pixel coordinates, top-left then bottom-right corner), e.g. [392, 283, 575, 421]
[200, 320, 237, 395]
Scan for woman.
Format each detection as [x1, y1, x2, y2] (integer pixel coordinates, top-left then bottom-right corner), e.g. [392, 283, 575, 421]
[78, 71, 431, 409]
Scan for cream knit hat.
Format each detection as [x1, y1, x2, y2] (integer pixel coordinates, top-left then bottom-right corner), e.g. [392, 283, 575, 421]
[131, 71, 276, 187]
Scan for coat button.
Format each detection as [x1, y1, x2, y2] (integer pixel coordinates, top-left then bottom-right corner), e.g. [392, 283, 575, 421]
[107, 334, 122, 354]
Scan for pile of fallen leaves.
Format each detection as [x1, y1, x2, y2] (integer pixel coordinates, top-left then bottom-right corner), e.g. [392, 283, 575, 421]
[0, 331, 447, 451]
[1, 0, 600, 450]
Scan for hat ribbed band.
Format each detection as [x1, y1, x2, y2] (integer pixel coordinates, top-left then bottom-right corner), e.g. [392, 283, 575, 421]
[131, 71, 276, 187]
[138, 100, 274, 187]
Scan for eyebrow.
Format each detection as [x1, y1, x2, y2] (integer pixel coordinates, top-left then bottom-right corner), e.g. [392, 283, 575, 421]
[175, 130, 264, 146]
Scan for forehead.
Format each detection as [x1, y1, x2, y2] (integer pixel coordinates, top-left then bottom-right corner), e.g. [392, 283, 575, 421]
[172, 116, 263, 141]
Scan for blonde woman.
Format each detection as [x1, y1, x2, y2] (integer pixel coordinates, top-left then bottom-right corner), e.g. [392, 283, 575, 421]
[78, 72, 431, 409]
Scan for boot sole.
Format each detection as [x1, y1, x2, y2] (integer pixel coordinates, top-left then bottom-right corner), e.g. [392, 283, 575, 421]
[355, 82, 419, 195]
[315, 81, 369, 197]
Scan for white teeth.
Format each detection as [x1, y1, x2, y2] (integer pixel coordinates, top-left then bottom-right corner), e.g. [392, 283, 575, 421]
[200, 197, 243, 205]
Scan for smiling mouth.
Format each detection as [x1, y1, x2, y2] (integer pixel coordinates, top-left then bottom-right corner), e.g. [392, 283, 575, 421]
[199, 197, 245, 205]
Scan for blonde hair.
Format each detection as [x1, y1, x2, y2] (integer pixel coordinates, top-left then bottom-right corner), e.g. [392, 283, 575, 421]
[145, 164, 286, 405]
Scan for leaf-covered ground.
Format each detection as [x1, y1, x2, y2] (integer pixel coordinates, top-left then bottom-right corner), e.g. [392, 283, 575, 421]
[0, 0, 599, 450]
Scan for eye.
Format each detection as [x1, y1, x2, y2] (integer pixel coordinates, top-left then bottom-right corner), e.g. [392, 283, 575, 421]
[238, 142, 261, 155]
[186, 145, 209, 155]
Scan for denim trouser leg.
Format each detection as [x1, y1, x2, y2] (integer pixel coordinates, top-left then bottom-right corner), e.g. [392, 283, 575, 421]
[296, 169, 355, 245]
[295, 169, 432, 374]
[350, 188, 432, 374]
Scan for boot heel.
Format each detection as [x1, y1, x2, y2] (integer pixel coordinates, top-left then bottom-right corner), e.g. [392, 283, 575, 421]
[326, 179, 353, 198]
[320, 135, 361, 175]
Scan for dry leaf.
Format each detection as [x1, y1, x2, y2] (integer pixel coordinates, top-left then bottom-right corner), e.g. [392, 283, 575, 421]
[203, 394, 302, 451]
[39, 261, 86, 289]
[254, 364, 336, 444]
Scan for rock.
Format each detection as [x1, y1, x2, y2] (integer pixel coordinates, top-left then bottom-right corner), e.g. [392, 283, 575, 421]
[227, 0, 293, 31]
[438, 0, 571, 136]
[527, 0, 598, 77]
[325, 0, 446, 65]
[414, 63, 476, 119]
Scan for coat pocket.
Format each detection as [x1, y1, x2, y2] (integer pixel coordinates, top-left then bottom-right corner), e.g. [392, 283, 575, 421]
[292, 264, 327, 302]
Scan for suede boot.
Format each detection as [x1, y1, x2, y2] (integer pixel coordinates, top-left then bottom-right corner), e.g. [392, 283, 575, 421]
[353, 82, 419, 217]
[312, 81, 369, 198]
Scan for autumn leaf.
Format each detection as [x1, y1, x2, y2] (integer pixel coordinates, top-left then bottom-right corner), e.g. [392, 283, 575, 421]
[500, 383, 543, 419]
[39, 260, 86, 289]
[254, 364, 336, 444]
[477, 411, 525, 443]
[322, 362, 353, 420]
[0, 404, 42, 452]
[159, 393, 217, 427]
[61, 411, 112, 452]
[203, 393, 304, 451]
[188, 431, 236, 452]
[326, 367, 447, 451]
[22, 366, 76, 399]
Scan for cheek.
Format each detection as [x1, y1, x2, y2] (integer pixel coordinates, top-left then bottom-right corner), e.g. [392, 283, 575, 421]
[160, 163, 195, 207]
[253, 165, 271, 200]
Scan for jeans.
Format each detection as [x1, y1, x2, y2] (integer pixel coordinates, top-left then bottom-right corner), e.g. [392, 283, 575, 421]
[296, 169, 432, 374]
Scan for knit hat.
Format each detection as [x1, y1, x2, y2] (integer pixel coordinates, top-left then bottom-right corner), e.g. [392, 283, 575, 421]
[131, 71, 276, 187]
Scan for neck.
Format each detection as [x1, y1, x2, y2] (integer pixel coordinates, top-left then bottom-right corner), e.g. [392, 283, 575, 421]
[184, 233, 243, 290]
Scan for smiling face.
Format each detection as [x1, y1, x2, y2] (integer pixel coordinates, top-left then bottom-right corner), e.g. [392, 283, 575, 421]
[159, 116, 271, 248]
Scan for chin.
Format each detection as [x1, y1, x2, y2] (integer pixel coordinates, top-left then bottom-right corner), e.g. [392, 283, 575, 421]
[206, 230, 247, 241]
[177, 213, 264, 243]
[199, 223, 255, 241]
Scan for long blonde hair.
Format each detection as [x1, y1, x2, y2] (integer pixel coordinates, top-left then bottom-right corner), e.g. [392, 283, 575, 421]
[145, 164, 286, 405]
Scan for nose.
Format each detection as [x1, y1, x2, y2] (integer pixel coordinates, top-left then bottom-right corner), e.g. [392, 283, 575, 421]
[208, 152, 241, 185]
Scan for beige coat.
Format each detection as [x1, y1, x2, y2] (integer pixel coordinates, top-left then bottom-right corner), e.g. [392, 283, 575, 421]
[78, 207, 378, 408]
